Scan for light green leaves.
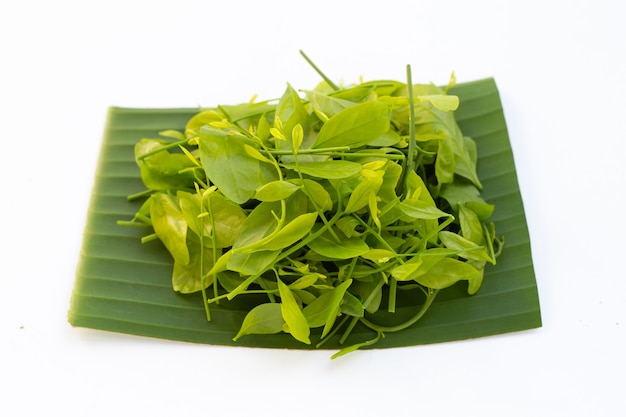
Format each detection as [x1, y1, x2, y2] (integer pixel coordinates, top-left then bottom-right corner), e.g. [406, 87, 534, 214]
[308, 230, 370, 259]
[238, 212, 318, 253]
[413, 258, 480, 289]
[303, 279, 352, 337]
[312, 101, 391, 149]
[177, 191, 246, 248]
[284, 160, 362, 179]
[390, 249, 479, 289]
[344, 170, 384, 214]
[399, 199, 451, 220]
[135, 139, 197, 191]
[233, 303, 284, 341]
[121, 60, 503, 357]
[198, 126, 279, 204]
[255, 181, 300, 202]
[278, 279, 310, 344]
[150, 193, 189, 265]
[291, 124, 304, 151]
[171, 242, 214, 293]
[417, 94, 459, 111]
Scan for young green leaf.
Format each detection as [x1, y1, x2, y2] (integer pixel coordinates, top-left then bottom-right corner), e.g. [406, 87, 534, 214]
[417, 94, 459, 111]
[171, 241, 215, 293]
[254, 180, 300, 202]
[340, 291, 365, 317]
[307, 230, 370, 259]
[227, 249, 281, 276]
[238, 212, 318, 253]
[414, 257, 480, 289]
[291, 123, 304, 151]
[233, 303, 284, 341]
[289, 178, 333, 211]
[304, 89, 355, 119]
[312, 101, 391, 149]
[361, 248, 396, 264]
[277, 278, 311, 344]
[439, 183, 495, 220]
[344, 170, 384, 214]
[459, 204, 484, 245]
[149, 193, 189, 265]
[198, 126, 279, 204]
[243, 143, 273, 164]
[399, 199, 451, 220]
[135, 139, 197, 191]
[438, 231, 493, 263]
[177, 191, 247, 248]
[289, 274, 320, 290]
[284, 160, 361, 179]
[184, 110, 223, 137]
[302, 279, 352, 337]
[390, 248, 456, 282]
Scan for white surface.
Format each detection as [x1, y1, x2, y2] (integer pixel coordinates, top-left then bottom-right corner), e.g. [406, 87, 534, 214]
[1, 0, 625, 415]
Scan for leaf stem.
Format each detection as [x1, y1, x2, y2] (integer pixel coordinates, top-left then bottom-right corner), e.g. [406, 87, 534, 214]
[127, 189, 153, 201]
[316, 315, 351, 348]
[331, 152, 405, 161]
[359, 289, 439, 333]
[266, 146, 351, 155]
[137, 139, 189, 160]
[299, 50, 340, 91]
[330, 331, 383, 359]
[140, 233, 158, 244]
[388, 277, 398, 313]
[117, 220, 150, 227]
[339, 316, 360, 344]
[406, 64, 417, 176]
[199, 193, 211, 321]
[207, 193, 220, 305]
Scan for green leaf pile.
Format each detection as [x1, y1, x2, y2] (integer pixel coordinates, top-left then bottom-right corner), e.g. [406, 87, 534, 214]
[68, 54, 541, 357]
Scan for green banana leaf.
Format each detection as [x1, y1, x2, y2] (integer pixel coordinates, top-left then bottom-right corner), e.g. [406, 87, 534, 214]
[68, 78, 541, 350]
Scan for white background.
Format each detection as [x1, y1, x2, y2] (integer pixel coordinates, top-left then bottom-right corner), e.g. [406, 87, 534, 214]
[1, 0, 625, 415]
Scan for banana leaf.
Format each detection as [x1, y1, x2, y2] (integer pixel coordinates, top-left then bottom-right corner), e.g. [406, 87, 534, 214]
[68, 78, 541, 349]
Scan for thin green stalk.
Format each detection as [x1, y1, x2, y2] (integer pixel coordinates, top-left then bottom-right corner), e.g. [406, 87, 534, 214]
[331, 152, 405, 160]
[266, 146, 350, 155]
[330, 331, 383, 359]
[116, 220, 150, 227]
[140, 233, 158, 244]
[345, 256, 358, 280]
[207, 193, 220, 305]
[360, 289, 439, 333]
[137, 139, 188, 160]
[406, 215, 455, 253]
[299, 50, 340, 91]
[127, 189, 153, 201]
[199, 208, 211, 321]
[406, 64, 417, 175]
[316, 315, 351, 348]
[339, 316, 360, 344]
[208, 287, 280, 304]
[388, 277, 398, 313]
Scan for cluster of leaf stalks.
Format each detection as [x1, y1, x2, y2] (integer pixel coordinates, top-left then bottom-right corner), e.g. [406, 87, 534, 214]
[120, 52, 503, 358]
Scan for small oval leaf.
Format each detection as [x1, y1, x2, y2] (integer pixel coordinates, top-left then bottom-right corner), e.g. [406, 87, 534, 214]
[255, 180, 300, 202]
[233, 303, 284, 341]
